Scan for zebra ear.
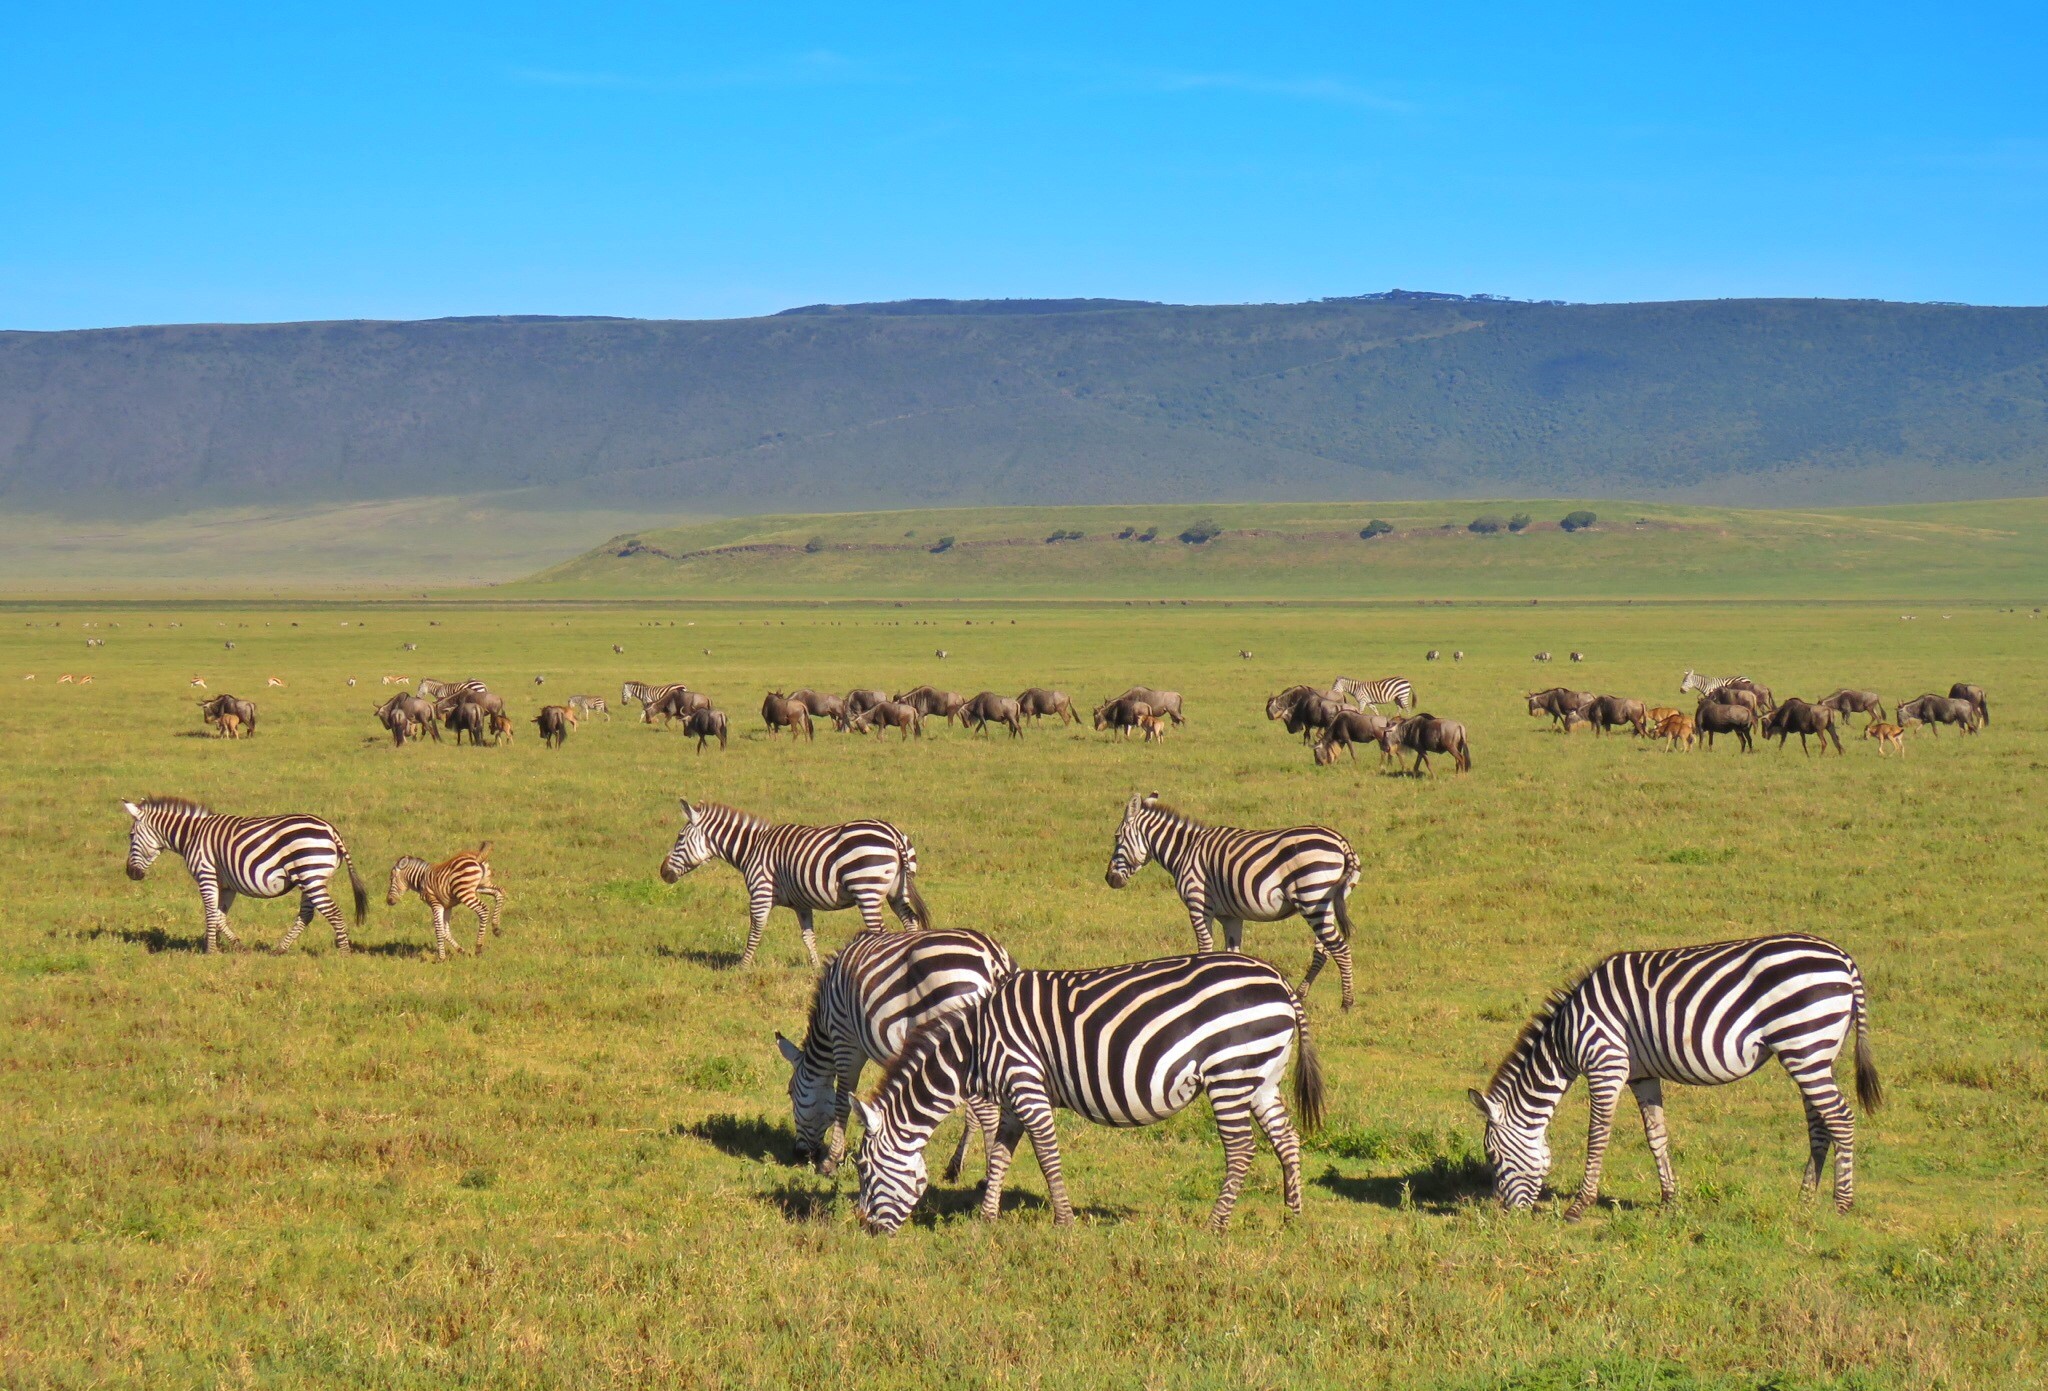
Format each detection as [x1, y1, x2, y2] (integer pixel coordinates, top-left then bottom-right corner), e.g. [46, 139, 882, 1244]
[121, 800, 143, 819]
[1140, 790, 1160, 807]
[678, 798, 695, 821]
[854, 1097, 882, 1132]
[775, 1032, 802, 1066]
[1467, 1088, 1497, 1122]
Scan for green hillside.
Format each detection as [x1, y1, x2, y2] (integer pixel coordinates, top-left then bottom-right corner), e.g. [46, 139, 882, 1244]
[518, 496, 2048, 601]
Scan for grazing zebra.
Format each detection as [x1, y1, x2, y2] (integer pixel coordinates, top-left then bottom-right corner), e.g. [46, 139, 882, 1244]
[658, 800, 930, 967]
[622, 680, 689, 713]
[1678, 669, 1753, 702]
[387, 843, 506, 960]
[567, 694, 610, 721]
[852, 953, 1326, 1234]
[776, 927, 1017, 1178]
[1331, 675, 1414, 710]
[1453, 650, 1465, 661]
[1105, 792, 1361, 1009]
[1534, 651, 1552, 663]
[419, 678, 486, 704]
[121, 796, 368, 954]
[1426, 650, 1440, 661]
[1569, 651, 1585, 663]
[1469, 934, 1881, 1218]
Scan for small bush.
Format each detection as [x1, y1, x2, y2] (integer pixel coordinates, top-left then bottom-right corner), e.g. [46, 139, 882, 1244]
[1137, 527, 1158, 542]
[803, 535, 828, 554]
[1044, 529, 1083, 543]
[1115, 526, 1135, 540]
[1177, 519, 1223, 545]
[1358, 519, 1394, 540]
[1508, 513, 1532, 533]
[1468, 515, 1507, 535]
[1561, 509, 1599, 532]
[929, 536, 955, 554]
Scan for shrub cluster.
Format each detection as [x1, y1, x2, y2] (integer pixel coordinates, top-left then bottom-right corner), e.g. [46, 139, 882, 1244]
[929, 536, 956, 554]
[1358, 519, 1394, 540]
[1561, 510, 1599, 532]
[1468, 515, 1508, 535]
[1177, 520, 1223, 545]
[1044, 529, 1084, 543]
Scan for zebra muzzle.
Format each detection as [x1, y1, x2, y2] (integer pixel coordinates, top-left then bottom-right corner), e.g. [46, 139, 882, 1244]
[125, 864, 146, 881]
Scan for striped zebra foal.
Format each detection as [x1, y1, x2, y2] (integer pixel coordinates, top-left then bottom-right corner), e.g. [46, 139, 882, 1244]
[1105, 792, 1361, 1009]
[852, 953, 1326, 1234]
[1331, 675, 1415, 710]
[776, 927, 1016, 1178]
[1469, 934, 1882, 1218]
[658, 799, 929, 967]
[386, 842, 506, 960]
[121, 796, 369, 954]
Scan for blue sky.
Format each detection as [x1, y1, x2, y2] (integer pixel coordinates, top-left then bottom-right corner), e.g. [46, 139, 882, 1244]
[3, 3, 2043, 329]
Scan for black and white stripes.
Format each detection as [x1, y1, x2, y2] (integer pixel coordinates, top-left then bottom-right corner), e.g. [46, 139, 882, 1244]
[1469, 934, 1881, 1216]
[1332, 675, 1415, 710]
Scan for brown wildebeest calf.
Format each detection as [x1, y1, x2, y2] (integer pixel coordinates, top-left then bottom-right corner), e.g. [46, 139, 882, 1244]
[961, 691, 1024, 738]
[1897, 694, 1978, 735]
[1379, 714, 1472, 775]
[761, 692, 815, 740]
[684, 707, 728, 752]
[1694, 700, 1755, 751]
[1948, 682, 1989, 727]
[199, 692, 259, 736]
[1818, 689, 1886, 725]
[1644, 705, 1681, 728]
[895, 686, 965, 723]
[489, 712, 515, 745]
[1137, 713, 1169, 743]
[790, 689, 852, 731]
[1313, 710, 1393, 765]
[1865, 722, 1905, 757]
[845, 688, 892, 719]
[1093, 696, 1155, 739]
[1113, 686, 1184, 725]
[1655, 712, 1695, 751]
[532, 704, 575, 749]
[852, 701, 923, 740]
[444, 700, 492, 748]
[212, 711, 244, 739]
[1016, 688, 1078, 724]
[1583, 695, 1649, 737]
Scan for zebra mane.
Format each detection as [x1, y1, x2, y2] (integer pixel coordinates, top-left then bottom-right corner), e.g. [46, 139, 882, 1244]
[1486, 975, 1589, 1095]
[138, 794, 212, 815]
[691, 801, 766, 831]
[1137, 795, 1201, 828]
[866, 1006, 975, 1102]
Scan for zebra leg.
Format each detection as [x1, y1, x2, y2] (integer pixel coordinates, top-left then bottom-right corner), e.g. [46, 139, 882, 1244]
[1565, 1062, 1628, 1220]
[1798, 1092, 1833, 1198]
[1014, 1096, 1075, 1227]
[1220, 917, 1245, 952]
[1184, 889, 1215, 953]
[822, 1057, 864, 1178]
[739, 879, 774, 967]
[197, 871, 227, 954]
[1630, 1078, 1677, 1204]
[793, 906, 820, 969]
[1252, 1091, 1305, 1217]
[1297, 905, 1353, 1011]
[855, 891, 887, 935]
[1789, 1064, 1857, 1211]
[482, 885, 506, 938]
[977, 1110, 1028, 1222]
[215, 886, 241, 947]
[1207, 1090, 1260, 1232]
[431, 904, 452, 961]
[306, 881, 354, 953]
[945, 1096, 1001, 1184]
[469, 897, 491, 955]
[273, 898, 314, 954]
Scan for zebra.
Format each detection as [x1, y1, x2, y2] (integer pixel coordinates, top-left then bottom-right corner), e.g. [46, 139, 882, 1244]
[1468, 933, 1882, 1218]
[121, 796, 368, 954]
[1105, 792, 1361, 1009]
[1453, 650, 1465, 661]
[1330, 675, 1414, 710]
[418, 678, 487, 704]
[658, 799, 929, 967]
[567, 694, 610, 721]
[1426, 650, 1440, 661]
[775, 927, 1016, 1178]
[622, 680, 688, 714]
[852, 953, 1326, 1234]
[1679, 669, 1749, 701]
[387, 842, 506, 960]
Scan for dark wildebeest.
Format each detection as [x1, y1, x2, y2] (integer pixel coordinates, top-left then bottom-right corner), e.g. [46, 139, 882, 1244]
[762, 692, 814, 740]
[1092, 696, 1155, 739]
[1948, 683, 1989, 727]
[533, 704, 575, 749]
[1016, 688, 1078, 725]
[1313, 710, 1393, 765]
[1694, 700, 1756, 751]
[1722, 677, 1776, 711]
[1706, 685, 1765, 719]
[790, 689, 852, 731]
[852, 700, 924, 740]
[960, 691, 1024, 738]
[437, 690, 506, 720]
[1525, 687, 1594, 729]
[684, 707, 728, 753]
[444, 700, 491, 747]
[199, 693, 258, 736]
[1817, 689, 1885, 725]
[645, 686, 713, 726]
[1113, 686, 1184, 725]
[845, 688, 892, 719]
[1378, 714, 1472, 775]
[1897, 693, 1979, 736]
[376, 691, 439, 745]
[1267, 686, 1343, 742]
[895, 685, 966, 723]
[1763, 697, 1845, 756]
[1583, 695, 1649, 737]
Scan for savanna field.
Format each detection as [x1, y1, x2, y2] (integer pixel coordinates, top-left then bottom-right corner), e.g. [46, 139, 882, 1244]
[2, 597, 2043, 1389]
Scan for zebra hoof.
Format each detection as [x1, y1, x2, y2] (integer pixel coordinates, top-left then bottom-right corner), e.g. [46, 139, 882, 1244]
[1564, 1201, 1589, 1222]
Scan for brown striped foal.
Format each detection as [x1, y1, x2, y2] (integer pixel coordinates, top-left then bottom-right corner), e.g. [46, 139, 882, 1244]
[387, 843, 506, 960]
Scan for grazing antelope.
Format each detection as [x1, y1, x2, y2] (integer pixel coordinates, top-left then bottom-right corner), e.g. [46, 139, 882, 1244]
[1239, 650, 1253, 660]
[935, 649, 949, 659]
[383, 676, 410, 686]
[402, 642, 418, 652]
[346, 677, 357, 688]
[612, 644, 625, 654]
[1865, 722, 1906, 757]
[266, 677, 286, 688]
[188, 676, 207, 688]
[1534, 651, 1552, 663]
[21, 674, 33, 681]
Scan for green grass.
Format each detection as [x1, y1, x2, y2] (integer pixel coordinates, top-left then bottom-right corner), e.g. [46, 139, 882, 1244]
[517, 497, 2048, 600]
[2, 597, 2044, 1387]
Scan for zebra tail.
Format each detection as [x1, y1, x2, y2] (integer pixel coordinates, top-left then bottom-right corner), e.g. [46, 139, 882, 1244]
[1333, 863, 1358, 942]
[1852, 971, 1883, 1112]
[342, 844, 369, 927]
[899, 849, 931, 928]
[1290, 992, 1327, 1135]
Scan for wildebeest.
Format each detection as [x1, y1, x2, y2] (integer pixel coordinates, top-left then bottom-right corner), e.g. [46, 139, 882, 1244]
[375, 691, 439, 745]
[684, 707, 729, 752]
[1865, 722, 1906, 757]
[852, 701, 924, 740]
[1137, 713, 1170, 742]
[960, 691, 1024, 738]
[1379, 714, 1471, 775]
[762, 692, 815, 740]
[437, 689, 506, 720]
[1112, 686, 1184, 725]
[1818, 689, 1886, 725]
[488, 712, 515, 746]
[1312, 710, 1393, 766]
[1268, 686, 1345, 743]
[895, 686, 965, 723]
[1694, 701, 1756, 751]
[645, 687, 713, 726]
[790, 689, 852, 731]
[1762, 698, 1844, 756]
[198, 693, 258, 736]
[1525, 687, 1594, 729]
[1948, 683, 1989, 727]
[845, 688, 892, 719]
[444, 700, 491, 747]
[1896, 694, 1978, 735]
[1016, 688, 1078, 724]
[212, 711, 244, 739]
[1705, 685, 1764, 719]
[1583, 695, 1649, 737]
[532, 704, 575, 749]
[1654, 712, 1695, 751]
[1093, 696, 1156, 739]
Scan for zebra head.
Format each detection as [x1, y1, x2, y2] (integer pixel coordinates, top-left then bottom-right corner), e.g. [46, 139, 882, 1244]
[776, 1031, 836, 1171]
[1105, 792, 1160, 888]
[386, 857, 429, 906]
[121, 800, 163, 880]
[660, 800, 713, 883]
[851, 1095, 930, 1236]
[1468, 1088, 1551, 1211]
[1679, 668, 1705, 696]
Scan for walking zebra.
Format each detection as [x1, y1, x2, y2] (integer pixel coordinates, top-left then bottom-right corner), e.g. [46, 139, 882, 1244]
[418, 678, 488, 703]
[1330, 675, 1414, 710]
[658, 800, 929, 967]
[121, 796, 368, 954]
[1105, 793, 1361, 1009]
[622, 680, 689, 714]
[1468, 934, 1881, 1218]
[776, 927, 1016, 1178]
[386, 842, 506, 960]
[567, 694, 609, 721]
[1678, 669, 1773, 706]
[852, 953, 1325, 1234]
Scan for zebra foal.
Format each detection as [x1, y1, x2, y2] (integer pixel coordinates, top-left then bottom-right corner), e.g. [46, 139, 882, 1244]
[658, 799, 929, 967]
[1469, 933, 1881, 1218]
[387, 842, 506, 960]
[121, 796, 368, 954]
[776, 927, 1015, 1178]
[1105, 792, 1361, 1009]
[853, 953, 1325, 1234]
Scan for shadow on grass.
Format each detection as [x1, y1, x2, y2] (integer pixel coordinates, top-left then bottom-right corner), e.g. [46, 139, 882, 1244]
[656, 945, 744, 969]
[88, 926, 207, 954]
[1314, 1155, 1493, 1213]
[678, 1112, 794, 1165]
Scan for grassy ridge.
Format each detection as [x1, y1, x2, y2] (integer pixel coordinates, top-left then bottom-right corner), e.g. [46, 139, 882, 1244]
[522, 496, 2048, 600]
[1, 598, 2043, 1387]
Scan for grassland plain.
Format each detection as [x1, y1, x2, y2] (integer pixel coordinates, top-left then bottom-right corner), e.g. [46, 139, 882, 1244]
[1, 597, 2043, 1390]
